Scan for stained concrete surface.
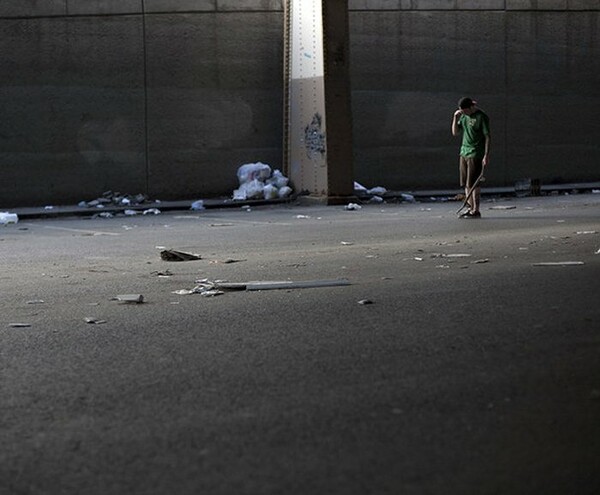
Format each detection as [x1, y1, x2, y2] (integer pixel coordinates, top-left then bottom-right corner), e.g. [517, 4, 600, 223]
[1, 194, 599, 494]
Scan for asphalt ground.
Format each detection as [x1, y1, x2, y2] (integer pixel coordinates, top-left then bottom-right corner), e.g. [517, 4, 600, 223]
[1, 193, 599, 495]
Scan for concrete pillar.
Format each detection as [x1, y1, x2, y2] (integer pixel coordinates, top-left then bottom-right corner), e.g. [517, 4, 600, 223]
[283, 0, 354, 204]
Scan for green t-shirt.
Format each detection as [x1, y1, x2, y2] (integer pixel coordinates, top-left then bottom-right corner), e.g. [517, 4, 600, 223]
[458, 109, 490, 158]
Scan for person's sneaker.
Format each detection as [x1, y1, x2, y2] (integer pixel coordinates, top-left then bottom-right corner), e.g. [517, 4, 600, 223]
[459, 211, 472, 218]
[465, 211, 481, 218]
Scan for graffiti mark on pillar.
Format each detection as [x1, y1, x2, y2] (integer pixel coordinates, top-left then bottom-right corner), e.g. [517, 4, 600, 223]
[304, 113, 326, 159]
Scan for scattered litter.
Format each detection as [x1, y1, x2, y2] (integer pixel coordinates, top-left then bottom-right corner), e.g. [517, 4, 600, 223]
[0, 212, 19, 225]
[79, 191, 158, 209]
[160, 249, 202, 262]
[113, 294, 145, 303]
[172, 289, 196, 295]
[96, 212, 114, 219]
[9, 323, 31, 328]
[532, 261, 584, 267]
[489, 205, 516, 210]
[345, 203, 362, 210]
[123, 209, 138, 216]
[191, 200, 205, 211]
[44, 206, 54, 210]
[296, 215, 311, 219]
[143, 208, 161, 215]
[369, 195, 384, 204]
[151, 269, 173, 277]
[340, 241, 354, 245]
[210, 223, 234, 227]
[353, 182, 368, 193]
[436, 265, 451, 269]
[576, 231, 597, 235]
[592, 189, 600, 194]
[400, 193, 416, 203]
[367, 186, 387, 196]
[215, 278, 351, 291]
[26, 300, 45, 304]
[414, 257, 423, 262]
[445, 253, 472, 258]
[209, 258, 246, 264]
[472, 259, 490, 264]
[358, 299, 374, 305]
[596, 248, 600, 255]
[84, 317, 106, 325]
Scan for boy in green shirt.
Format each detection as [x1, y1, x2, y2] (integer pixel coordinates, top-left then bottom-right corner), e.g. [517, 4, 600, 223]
[451, 97, 491, 218]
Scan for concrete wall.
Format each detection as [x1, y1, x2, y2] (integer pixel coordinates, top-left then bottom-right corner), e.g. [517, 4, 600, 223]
[1, 1, 599, 206]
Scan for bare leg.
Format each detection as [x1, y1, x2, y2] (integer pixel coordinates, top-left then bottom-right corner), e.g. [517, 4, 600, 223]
[473, 186, 481, 213]
[465, 186, 474, 212]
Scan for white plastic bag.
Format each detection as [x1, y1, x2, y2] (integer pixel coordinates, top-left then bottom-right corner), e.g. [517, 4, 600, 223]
[237, 162, 272, 185]
[278, 186, 293, 198]
[0, 212, 18, 225]
[263, 183, 279, 200]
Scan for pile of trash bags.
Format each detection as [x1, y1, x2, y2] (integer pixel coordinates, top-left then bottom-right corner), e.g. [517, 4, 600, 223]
[233, 162, 293, 201]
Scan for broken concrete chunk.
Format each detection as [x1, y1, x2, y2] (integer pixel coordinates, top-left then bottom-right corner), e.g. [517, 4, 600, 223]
[160, 249, 202, 262]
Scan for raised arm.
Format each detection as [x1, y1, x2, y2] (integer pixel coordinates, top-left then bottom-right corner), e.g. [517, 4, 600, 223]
[452, 109, 463, 136]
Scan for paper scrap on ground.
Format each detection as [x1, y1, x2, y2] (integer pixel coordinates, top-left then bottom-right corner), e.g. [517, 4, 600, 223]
[160, 249, 202, 262]
[532, 261, 584, 266]
[9, 323, 31, 328]
[85, 317, 107, 324]
[217, 279, 351, 291]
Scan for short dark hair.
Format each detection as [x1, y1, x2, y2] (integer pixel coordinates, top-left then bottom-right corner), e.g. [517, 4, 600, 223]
[458, 97, 476, 109]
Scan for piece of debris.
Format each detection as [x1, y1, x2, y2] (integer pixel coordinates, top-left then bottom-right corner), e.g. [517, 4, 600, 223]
[95, 212, 114, 219]
[123, 209, 138, 216]
[151, 269, 173, 277]
[400, 193, 416, 203]
[0, 212, 19, 225]
[190, 200, 205, 211]
[210, 223, 234, 227]
[160, 249, 202, 262]
[340, 241, 354, 246]
[445, 253, 472, 258]
[296, 215, 311, 219]
[9, 323, 31, 328]
[489, 205, 516, 210]
[84, 317, 107, 324]
[472, 259, 490, 264]
[357, 299, 374, 305]
[113, 294, 145, 303]
[143, 208, 161, 215]
[345, 203, 362, 211]
[209, 259, 246, 264]
[26, 300, 45, 304]
[532, 261, 585, 267]
[216, 278, 351, 291]
[576, 231, 597, 235]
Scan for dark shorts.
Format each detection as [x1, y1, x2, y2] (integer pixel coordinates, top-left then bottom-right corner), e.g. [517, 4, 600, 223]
[460, 156, 483, 188]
